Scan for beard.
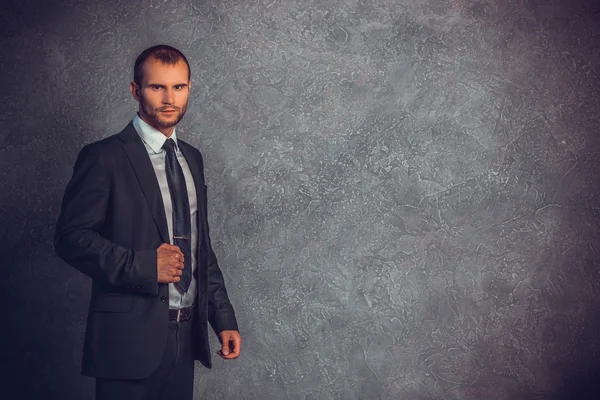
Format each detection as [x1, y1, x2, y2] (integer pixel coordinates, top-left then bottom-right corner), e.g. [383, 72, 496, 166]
[139, 95, 188, 129]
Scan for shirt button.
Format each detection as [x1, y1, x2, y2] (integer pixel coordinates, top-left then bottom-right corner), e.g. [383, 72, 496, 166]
[160, 296, 167, 302]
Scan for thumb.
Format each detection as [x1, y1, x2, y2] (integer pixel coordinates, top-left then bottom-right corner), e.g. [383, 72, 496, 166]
[221, 334, 230, 356]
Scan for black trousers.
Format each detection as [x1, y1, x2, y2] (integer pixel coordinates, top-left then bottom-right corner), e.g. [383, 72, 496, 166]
[95, 310, 196, 400]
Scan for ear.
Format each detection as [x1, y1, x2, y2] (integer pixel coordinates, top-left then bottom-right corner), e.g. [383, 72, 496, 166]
[129, 81, 140, 101]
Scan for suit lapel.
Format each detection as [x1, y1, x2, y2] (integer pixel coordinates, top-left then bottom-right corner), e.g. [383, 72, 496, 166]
[179, 140, 207, 250]
[118, 122, 170, 244]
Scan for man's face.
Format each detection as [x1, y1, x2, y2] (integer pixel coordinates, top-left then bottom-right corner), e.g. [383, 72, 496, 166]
[131, 58, 190, 135]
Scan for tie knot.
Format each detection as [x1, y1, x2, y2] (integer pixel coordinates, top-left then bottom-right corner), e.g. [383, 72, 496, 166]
[163, 138, 176, 153]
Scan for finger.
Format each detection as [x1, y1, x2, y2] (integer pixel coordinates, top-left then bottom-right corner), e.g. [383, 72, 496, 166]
[164, 243, 179, 251]
[229, 335, 241, 358]
[221, 336, 241, 359]
[216, 349, 234, 359]
[171, 245, 183, 254]
[172, 253, 184, 264]
[220, 335, 230, 356]
[170, 258, 184, 267]
[170, 251, 184, 260]
[171, 255, 185, 268]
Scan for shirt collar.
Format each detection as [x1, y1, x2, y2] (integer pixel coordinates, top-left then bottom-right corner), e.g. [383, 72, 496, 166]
[132, 113, 178, 154]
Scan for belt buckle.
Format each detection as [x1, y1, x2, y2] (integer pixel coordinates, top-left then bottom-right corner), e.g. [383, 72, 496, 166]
[176, 308, 182, 322]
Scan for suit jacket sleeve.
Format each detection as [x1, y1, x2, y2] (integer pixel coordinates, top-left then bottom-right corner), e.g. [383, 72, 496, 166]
[207, 245, 239, 335]
[54, 143, 158, 295]
[196, 149, 239, 335]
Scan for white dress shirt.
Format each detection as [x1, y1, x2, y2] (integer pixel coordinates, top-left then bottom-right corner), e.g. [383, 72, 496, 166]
[132, 113, 198, 310]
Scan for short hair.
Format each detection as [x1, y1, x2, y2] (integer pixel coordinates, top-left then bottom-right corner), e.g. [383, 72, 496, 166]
[133, 44, 191, 86]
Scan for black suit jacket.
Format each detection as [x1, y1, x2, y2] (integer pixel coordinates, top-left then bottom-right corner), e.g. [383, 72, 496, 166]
[54, 121, 238, 379]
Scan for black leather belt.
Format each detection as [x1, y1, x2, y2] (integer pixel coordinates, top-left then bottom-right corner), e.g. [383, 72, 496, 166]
[169, 305, 195, 322]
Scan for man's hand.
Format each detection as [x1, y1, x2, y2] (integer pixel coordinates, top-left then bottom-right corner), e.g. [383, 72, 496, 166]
[157, 243, 185, 283]
[217, 330, 242, 359]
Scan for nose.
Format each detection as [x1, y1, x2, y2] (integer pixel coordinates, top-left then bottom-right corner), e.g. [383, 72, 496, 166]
[162, 88, 175, 104]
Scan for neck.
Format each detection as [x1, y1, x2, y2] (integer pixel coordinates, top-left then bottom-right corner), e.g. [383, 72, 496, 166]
[138, 112, 175, 137]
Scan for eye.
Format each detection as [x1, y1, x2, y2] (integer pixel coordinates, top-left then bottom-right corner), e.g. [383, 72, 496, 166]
[174, 85, 183, 90]
[151, 85, 162, 91]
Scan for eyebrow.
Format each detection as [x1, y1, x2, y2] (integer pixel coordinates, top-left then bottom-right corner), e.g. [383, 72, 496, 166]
[146, 83, 189, 88]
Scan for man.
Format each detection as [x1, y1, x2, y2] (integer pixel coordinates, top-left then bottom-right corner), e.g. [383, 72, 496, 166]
[54, 44, 241, 400]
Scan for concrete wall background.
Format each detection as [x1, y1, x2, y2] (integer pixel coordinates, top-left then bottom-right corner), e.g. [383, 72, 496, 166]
[1, 0, 600, 399]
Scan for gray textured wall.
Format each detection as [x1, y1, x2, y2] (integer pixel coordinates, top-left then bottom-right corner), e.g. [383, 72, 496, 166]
[2, 0, 600, 399]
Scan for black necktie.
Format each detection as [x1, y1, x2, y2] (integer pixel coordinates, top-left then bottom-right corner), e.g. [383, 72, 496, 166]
[163, 138, 192, 293]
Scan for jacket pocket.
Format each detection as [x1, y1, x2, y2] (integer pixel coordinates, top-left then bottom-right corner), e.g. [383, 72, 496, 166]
[90, 293, 133, 313]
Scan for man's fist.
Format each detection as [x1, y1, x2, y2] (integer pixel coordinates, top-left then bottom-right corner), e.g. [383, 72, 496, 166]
[157, 243, 184, 283]
[217, 330, 242, 359]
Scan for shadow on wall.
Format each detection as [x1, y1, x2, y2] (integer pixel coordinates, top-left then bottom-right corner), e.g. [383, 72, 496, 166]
[553, 361, 600, 399]
[545, 146, 600, 400]
[549, 243, 600, 399]
[0, 1, 100, 398]
[0, 96, 97, 399]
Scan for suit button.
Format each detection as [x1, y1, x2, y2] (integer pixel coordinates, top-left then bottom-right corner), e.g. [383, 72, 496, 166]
[160, 296, 167, 302]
